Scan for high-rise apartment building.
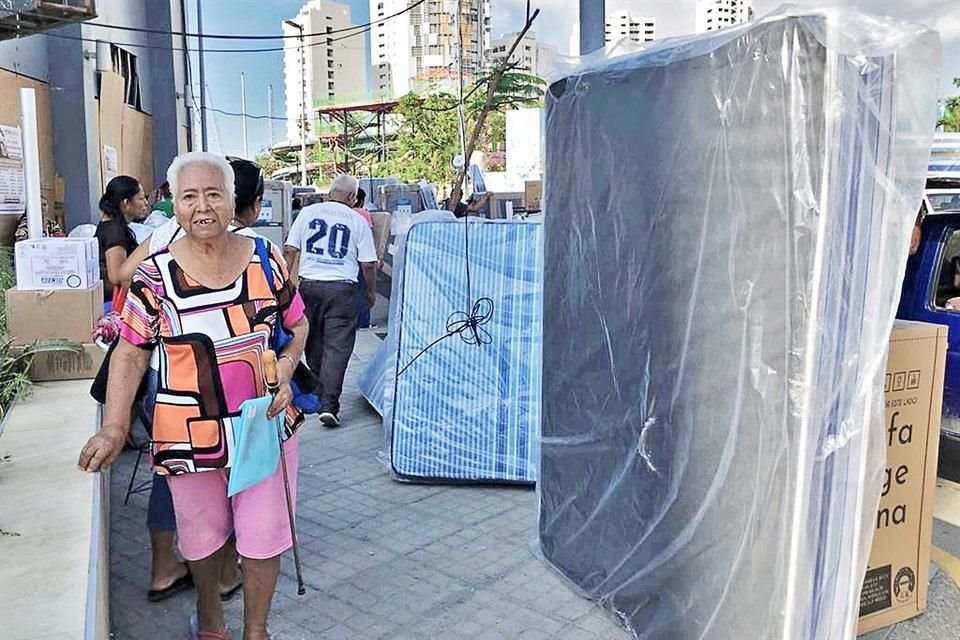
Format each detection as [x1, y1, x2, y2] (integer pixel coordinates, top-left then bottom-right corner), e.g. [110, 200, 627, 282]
[488, 30, 558, 79]
[695, 0, 754, 33]
[283, 0, 369, 142]
[605, 11, 656, 46]
[370, 0, 492, 98]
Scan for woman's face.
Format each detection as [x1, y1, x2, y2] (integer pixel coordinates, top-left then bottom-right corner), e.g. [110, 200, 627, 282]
[121, 187, 148, 221]
[174, 163, 233, 241]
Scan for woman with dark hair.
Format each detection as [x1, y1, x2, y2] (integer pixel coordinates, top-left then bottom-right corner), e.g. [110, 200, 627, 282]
[230, 159, 265, 228]
[96, 175, 147, 306]
[352, 188, 376, 329]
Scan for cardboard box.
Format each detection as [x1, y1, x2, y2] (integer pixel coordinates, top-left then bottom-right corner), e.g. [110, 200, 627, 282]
[524, 180, 542, 211]
[858, 320, 946, 634]
[5, 284, 103, 345]
[488, 192, 525, 219]
[371, 212, 391, 261]
[26, 343, 106, 381]
[15, 237, 99, 290]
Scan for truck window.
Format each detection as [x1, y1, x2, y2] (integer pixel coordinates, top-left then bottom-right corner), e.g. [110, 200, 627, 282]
[935, 229, 960, 309]
[929, 193, 960, 213]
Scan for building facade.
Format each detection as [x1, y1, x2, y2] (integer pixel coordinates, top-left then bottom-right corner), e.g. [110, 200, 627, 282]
[605, 11, 656, 46]
[695, 0, 754, 33]
[370, 0, 491, 98]
[487, 30, 558, 79]
[283, 0, 369, 143]
[0, 0, 191, 230]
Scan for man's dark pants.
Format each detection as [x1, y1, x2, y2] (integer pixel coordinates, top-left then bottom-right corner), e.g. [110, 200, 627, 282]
[299, 278, 358, 414]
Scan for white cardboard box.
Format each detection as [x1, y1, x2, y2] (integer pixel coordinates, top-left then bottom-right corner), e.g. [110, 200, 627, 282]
[15, 237, 100, 291]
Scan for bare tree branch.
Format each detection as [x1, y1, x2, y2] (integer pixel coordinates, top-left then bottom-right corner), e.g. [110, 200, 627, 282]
[448, 0, 540, 206]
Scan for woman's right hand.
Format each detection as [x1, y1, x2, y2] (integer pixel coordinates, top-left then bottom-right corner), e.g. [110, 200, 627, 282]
[78, 426, 127, 472]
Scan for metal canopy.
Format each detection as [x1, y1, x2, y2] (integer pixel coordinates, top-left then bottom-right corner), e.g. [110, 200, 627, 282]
[0, 0, 96, 40]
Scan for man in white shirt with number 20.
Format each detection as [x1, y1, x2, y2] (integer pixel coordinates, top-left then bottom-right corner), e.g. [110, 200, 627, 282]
[284, 174, 377, 427]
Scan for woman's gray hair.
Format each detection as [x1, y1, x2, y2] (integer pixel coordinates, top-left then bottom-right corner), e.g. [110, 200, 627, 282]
[166, 151, 236, 209]
[328, 174, 359, 204]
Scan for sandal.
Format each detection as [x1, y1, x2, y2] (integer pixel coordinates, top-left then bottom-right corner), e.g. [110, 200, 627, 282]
[147, 571, 193, 602]
[188, 614, 232, 640]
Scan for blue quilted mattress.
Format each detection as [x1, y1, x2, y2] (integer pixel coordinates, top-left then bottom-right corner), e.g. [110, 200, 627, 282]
[361, 217, 543, 484]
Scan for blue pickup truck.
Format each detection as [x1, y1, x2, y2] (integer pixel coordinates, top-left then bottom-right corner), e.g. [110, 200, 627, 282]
[897, 175, 960, 479]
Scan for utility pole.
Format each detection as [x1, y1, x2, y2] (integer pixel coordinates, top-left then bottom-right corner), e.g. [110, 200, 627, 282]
[579, 0, 605, 56]
[197, 0, 208, 151]
[453, 0, 467, 162]
[240, 71, 249, 158]
[267, 83, 275, 146]
[285, 19, 308, 186]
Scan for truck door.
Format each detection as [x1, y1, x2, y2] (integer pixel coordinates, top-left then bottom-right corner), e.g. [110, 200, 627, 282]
[903, 220, 960, 437]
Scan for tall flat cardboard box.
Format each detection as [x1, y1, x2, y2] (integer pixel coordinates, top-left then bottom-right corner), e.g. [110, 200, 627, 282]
[5, 284, 103, 346]
[858, 321, 946, 634]
[524, 180, 542, 212]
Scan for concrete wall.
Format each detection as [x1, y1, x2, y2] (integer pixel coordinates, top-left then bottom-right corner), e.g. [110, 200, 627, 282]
[0, 0, 189, 229]
[46, 24, 99, 230]
[0, 31, 48, 80]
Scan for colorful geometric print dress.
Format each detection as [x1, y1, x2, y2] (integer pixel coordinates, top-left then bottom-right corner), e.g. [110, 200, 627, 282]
[119, 243, 306, 475]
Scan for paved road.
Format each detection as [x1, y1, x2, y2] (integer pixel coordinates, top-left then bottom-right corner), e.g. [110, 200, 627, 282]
[109, 326, 960, 639]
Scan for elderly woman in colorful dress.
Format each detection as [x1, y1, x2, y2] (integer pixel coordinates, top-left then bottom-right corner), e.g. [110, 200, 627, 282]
[79, 152, 308, 640]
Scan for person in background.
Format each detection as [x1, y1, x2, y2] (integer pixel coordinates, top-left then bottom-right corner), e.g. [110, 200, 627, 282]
[79, 151, 308, 640]
[284, 174, 377, 427]
[910, 202, 927, 257]
[290, 197, 302, 224]
[96, 175, 147, 308]
[151, 181, 175, 218]
[448, 191, 491, 218]
[230, 159, 266, 229]
[352, 188, 376, 330]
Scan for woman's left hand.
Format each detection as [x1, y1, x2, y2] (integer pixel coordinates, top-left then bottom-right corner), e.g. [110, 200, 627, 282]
[267, 380, 294, 419]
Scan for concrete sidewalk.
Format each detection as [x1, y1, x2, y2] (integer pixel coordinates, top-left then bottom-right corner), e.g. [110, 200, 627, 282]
[108, 327, 960, 639]
[108, 330, 629, 639]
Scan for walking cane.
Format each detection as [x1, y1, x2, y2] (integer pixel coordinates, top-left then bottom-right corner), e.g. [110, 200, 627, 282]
[262, 349, 307, 596]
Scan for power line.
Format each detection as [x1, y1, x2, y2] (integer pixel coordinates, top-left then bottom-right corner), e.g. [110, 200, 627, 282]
[208, 107, 286, 122]
[40, 24, 372, 54]
[82, 0, 426, 41]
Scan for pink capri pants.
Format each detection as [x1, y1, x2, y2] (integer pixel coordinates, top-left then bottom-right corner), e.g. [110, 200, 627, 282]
[166, 434, 299, 561]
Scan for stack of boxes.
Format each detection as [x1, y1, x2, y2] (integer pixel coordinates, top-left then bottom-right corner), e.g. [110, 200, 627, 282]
[5, 237, 105, 380]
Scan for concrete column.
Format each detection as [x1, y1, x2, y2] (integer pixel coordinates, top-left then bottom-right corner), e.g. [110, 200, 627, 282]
[48, 23, 101, 228]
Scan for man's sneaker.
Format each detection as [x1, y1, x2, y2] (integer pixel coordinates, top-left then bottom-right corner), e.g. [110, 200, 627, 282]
[318, 411, 340, 427]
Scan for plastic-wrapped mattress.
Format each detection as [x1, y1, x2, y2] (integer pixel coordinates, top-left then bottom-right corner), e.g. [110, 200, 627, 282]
[538, 7, 940, 640]
[361, 216, 543, 484]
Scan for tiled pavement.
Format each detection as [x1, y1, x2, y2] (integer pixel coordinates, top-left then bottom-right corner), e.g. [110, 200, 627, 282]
[108, 330, 631, 639]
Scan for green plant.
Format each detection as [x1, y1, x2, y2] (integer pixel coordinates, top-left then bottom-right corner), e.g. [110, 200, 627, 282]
[940, 78, 960, 132]
[0, 248, 15, 337]
[0, 248, 83, 420]
[0, 339, 81, 420]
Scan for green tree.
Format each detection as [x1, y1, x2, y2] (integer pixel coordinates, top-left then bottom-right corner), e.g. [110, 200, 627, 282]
[374, 71, 545, 189]
[940, 78, 960, 132]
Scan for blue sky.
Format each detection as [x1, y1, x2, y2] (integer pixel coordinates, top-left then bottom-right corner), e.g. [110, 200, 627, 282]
[184, 0, 370, 158]
[192, 0, 960, 160]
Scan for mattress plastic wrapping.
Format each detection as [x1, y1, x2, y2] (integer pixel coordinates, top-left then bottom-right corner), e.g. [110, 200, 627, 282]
[360, 213, 544, 483]
[538, 6, 940, 640]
